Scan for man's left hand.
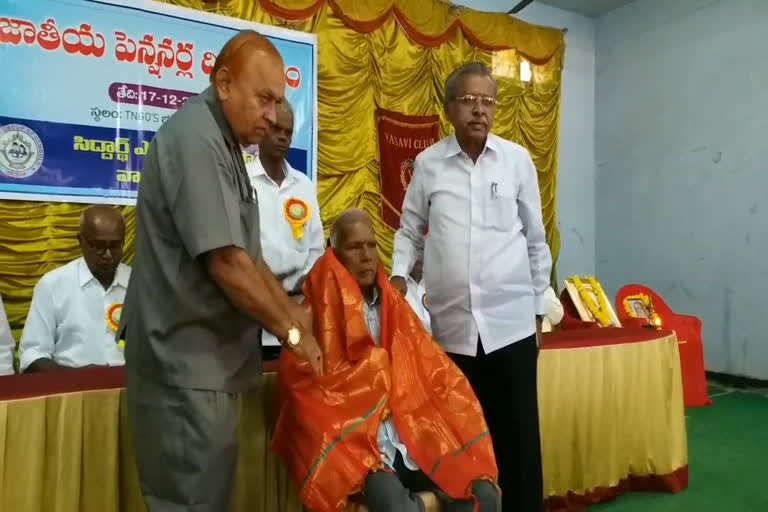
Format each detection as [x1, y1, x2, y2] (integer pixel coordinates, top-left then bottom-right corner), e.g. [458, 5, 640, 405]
[535, 316, 543, 357]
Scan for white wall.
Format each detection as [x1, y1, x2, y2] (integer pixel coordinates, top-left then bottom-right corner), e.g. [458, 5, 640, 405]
[595, 0, 768, 379]
[460, 1, 597, 281]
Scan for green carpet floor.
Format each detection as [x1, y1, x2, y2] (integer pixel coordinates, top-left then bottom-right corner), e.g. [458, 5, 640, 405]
[591, 384, 768, 511]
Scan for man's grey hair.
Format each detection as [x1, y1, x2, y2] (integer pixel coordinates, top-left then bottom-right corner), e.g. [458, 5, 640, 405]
[329, 208, 370, 249]
[329, 223, 341, 249]
[444, 62, 497, 103]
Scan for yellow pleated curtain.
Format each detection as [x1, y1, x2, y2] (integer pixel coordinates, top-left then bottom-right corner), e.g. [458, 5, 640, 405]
[0, 0, 564, 340]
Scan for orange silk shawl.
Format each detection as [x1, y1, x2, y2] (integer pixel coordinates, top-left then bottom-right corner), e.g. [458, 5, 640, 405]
[271, 249, 497, 512]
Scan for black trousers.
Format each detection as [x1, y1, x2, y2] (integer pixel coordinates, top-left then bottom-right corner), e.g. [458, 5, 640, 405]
[450, 334, 543, 512]
[261, 345, 282, 362]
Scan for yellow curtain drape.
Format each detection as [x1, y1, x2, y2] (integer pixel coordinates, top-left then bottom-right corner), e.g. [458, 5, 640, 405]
[0, 0, 563, 342]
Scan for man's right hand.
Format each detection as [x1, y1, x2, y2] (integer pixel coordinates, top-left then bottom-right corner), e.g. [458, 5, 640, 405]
[291, 303, 314, 334]
[291, 332, 324, 376]
[389, 276, 407, 296]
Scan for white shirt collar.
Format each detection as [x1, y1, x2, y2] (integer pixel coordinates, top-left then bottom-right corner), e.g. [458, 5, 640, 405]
[77, 257, 129, 289]
[249, 156, 298, 187]
[443, 134, 500, 159]
[364, 285, 380, 307]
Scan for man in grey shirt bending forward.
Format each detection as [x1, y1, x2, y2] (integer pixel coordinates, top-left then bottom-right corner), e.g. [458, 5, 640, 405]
[120, 30, 322, 512]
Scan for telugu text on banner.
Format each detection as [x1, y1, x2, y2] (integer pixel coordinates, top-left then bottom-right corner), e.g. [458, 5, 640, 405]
[0, 0, 317, 204]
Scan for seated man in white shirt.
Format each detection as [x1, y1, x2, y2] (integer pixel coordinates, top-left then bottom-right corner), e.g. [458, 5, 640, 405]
[403, 251, 431, 335]
[246, 100, 324, 360]
[0, 295, 15, 375]
[19, 205, 130, 372]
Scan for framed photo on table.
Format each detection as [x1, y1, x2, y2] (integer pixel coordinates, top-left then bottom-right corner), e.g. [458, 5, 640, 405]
[621, 293, 662, 326]
[627, 297, 650, 319]
[564, 276, 622, 328]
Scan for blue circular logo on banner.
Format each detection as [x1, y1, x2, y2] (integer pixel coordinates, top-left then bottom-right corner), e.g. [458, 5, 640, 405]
[0, 124, 44, 179]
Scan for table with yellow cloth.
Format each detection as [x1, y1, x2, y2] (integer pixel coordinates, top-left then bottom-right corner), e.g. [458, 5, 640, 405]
[0, 364, 302, 512]
[540, 328, 688, 510]
[0, 327, 687, 511]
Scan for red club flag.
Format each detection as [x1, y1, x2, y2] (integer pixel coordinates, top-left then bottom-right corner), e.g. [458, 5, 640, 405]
[376, 109, 440, 230]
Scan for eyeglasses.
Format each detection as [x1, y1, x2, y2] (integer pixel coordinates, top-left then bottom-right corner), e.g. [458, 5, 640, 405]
[85, 239, 123, 254]
[454, 94, 497, 107]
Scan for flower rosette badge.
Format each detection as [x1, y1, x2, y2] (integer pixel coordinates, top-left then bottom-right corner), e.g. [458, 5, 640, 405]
[106, 303, 125, 350]
[283, 198, 310, 240]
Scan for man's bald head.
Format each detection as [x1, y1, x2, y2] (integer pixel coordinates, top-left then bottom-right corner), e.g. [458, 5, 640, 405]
[210, 30, 281, 84]
[78, 205, 125, 286]
[277, 100, 294, 117]
[80, 205, 124, 234]
[212, 30, 286, 147]
[330, 209, 378, 289]
[259, 99, 295, 162]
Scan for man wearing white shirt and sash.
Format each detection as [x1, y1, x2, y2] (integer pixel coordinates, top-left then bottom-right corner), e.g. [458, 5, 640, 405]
[391, 63, 552, 511]
[246, 101, 324, 358]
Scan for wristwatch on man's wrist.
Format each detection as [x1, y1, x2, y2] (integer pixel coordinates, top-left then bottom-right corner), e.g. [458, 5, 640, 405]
[286, 326, 301, 347]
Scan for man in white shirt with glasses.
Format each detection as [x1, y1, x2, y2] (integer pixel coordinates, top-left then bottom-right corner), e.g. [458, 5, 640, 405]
[246, 101, 324, 360]
[20, 205, 129, 372]
[391, 62, 552, 511]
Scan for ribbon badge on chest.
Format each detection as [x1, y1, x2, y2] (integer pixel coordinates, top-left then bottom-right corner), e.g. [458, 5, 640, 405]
[284, 198, 310, 240]
[106, 303, 123, 332]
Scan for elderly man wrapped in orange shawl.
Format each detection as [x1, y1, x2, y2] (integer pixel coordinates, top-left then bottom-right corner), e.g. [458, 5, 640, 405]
[272, 209, 499, 512]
